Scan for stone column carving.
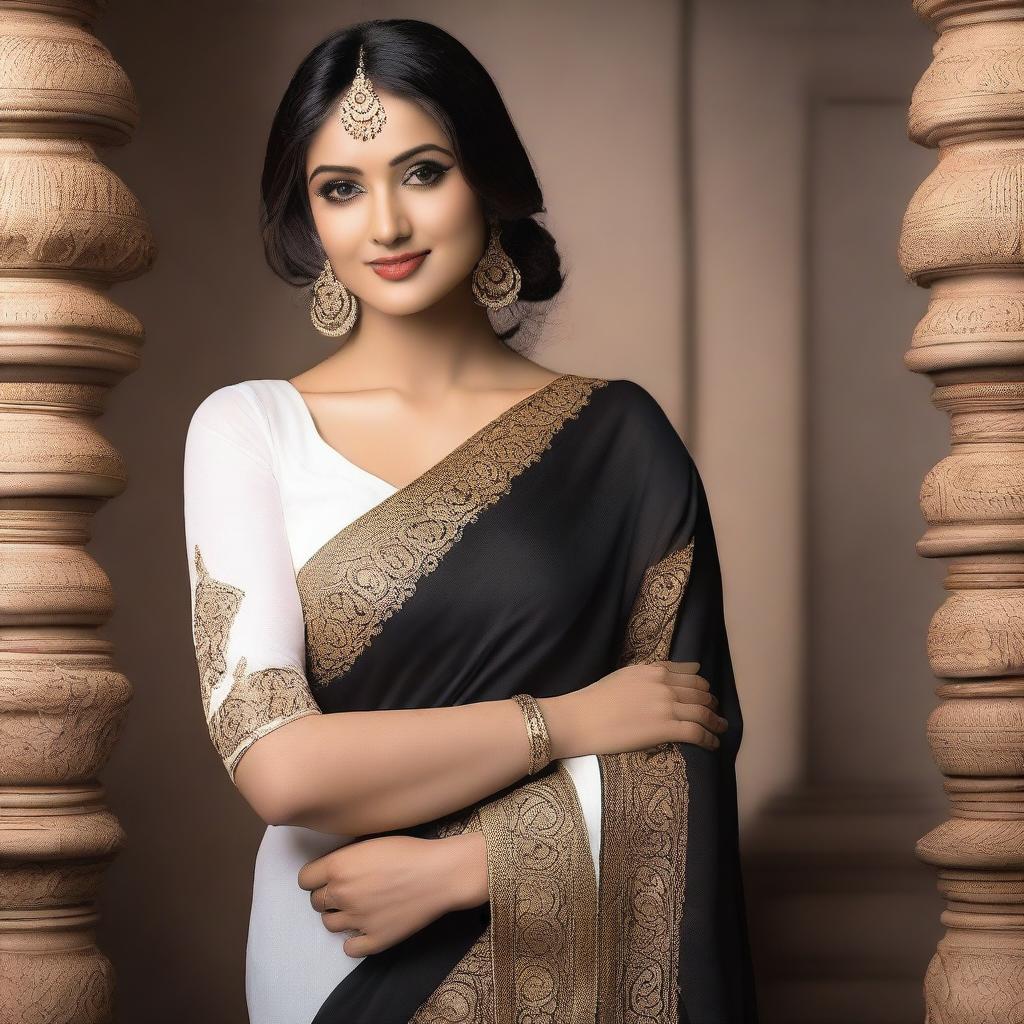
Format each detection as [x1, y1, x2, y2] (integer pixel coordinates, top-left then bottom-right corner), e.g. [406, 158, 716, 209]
[0, 2, 154, 1021]
[902, 2, 1024, 1019]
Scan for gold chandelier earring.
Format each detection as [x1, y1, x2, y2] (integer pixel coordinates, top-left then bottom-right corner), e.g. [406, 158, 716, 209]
[310, 258, 359, 337]
[472, 221, 522, 310]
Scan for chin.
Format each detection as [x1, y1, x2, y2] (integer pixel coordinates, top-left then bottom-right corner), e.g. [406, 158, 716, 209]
[368, 275, 466, 311]
[367, 291, 443, 317]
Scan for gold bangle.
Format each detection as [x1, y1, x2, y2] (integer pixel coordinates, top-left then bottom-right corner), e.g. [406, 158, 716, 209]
[512, 693, 552, 775]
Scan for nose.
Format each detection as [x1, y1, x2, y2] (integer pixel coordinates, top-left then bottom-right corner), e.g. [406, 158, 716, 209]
[369, 186, 411, 247]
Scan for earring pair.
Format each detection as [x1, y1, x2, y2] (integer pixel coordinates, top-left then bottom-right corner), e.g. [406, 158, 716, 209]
[310, 221, 522, 337]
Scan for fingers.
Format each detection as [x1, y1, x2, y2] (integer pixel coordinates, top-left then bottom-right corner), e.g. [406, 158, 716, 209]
[321, 910, 361, 934]
[670, 697, 728, 751]
[666, 681, 717, 707]
[674, 719, 722, 750]
[651, 663, 727, 751]
[658, 661, 710, 692]
[309, 886, 369, 956]
[660, 660, 701, 677]
[310, 884, 339, 914]
[672, 699, 728, 733]
[655, 661, 718, 708]
[297, 857, 328, 892]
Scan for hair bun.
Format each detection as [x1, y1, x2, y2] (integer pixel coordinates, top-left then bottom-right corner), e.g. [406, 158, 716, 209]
[498, 217, 564, 305]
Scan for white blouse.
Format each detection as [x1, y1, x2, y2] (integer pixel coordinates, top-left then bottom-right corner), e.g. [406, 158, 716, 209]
[183, 379, 602, 1024]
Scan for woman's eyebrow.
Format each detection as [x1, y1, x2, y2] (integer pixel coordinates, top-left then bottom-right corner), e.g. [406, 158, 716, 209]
[308, 143, 454, 184]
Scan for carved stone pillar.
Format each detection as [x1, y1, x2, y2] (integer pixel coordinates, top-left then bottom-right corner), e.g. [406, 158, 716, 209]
[0, 2, 154, 1021]
[901, 1, 1024, 1019]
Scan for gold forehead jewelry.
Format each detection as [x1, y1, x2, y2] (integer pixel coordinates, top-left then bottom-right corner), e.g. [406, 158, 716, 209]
[338, 44, 387, 142]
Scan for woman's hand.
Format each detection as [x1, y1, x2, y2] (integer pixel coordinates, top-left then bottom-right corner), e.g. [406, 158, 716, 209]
[538, 660, 727, 759]
[297, 831, 488, 958]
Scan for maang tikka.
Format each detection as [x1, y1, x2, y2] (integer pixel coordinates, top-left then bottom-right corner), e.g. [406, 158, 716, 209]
[338, 44, 387, 142]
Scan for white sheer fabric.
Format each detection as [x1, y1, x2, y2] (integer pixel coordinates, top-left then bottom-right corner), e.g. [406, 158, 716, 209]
[183, 379, 602, 1024]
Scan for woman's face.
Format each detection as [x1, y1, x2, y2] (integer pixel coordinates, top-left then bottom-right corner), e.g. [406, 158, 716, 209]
[305, 87, 486, 316]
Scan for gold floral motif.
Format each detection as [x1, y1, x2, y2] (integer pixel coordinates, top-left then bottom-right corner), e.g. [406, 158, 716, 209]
[410, 927, 494, 1024]
[596, 536, 695, 1023]
[296, 374, 609, 686]
[596, 746, 688, 1024]
[192, 545, 321, 779]
[619, 539, 695, 666]
[479, 762, 598, 1024]
[411, 764, 597, 1024]
[192, 545, 242, 709]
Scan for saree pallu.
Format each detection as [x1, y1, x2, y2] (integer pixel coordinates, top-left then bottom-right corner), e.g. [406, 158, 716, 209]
[294, 374, 758, 1024]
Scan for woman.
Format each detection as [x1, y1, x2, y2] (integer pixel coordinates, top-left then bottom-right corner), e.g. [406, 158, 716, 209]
[183, 18, 758, 1024]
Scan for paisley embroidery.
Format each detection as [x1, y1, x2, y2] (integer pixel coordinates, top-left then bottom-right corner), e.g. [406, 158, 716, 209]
[619, 539, 695, 666]
[596, 537, 695, 1023]
[479, 762, 598, 1024]
[410, 927, 494, 1024]
[192, 544, 321, 779]
[410, 763, 598, 1024]
[296, 374, 609, 686]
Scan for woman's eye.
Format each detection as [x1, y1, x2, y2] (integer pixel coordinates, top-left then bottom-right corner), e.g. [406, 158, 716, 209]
[318, 180, 359, 203]
[406, 162, 448, 186]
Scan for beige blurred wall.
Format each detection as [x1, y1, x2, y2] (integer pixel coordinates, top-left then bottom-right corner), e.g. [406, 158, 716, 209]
[691, 0, 942, 820]
[93, 2, 690, 1019]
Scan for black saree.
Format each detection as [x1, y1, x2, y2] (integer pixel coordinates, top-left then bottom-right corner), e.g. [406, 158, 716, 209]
[293, 373, 758, 1024]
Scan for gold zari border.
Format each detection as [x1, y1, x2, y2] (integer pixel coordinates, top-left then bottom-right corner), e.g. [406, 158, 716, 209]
[411, 762, 598, 1024]
[192, 544, 321, 779]
[295, 374, 609, 686]
[596, 537, 695, 1023]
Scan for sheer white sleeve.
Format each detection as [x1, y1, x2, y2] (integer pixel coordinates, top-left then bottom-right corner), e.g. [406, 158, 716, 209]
[183, 385, 321, 782]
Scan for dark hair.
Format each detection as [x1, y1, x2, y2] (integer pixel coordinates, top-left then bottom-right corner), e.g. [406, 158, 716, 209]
[260, 18, 565, 346]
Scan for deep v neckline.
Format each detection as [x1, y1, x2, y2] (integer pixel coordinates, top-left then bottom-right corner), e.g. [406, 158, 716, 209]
[278, 374, 570, 496]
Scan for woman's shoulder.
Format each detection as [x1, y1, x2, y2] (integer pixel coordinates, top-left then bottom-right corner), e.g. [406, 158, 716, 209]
[599, 377, 690, 445]
[185, 379, 280, 464]
[189, 378, 269, 422]
[591, 375, 662, 408]
[588, 376, 696, 490]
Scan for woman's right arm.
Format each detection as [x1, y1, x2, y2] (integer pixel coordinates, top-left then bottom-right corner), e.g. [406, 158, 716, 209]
[183, 386, 725, 837]
[246, 667, 722, 837]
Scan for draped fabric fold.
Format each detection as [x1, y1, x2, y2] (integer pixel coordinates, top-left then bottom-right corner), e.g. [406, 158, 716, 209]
[300, 374, 757, 1024]
[596, 537, 694, 1024]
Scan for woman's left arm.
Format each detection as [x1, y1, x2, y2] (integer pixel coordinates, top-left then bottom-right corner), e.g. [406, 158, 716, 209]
[183, 385, 324, 797]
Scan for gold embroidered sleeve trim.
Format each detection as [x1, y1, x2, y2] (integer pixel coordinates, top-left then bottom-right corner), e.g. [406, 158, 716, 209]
[596, 536, 695, 1023]
[296, 375, 609, 686]
[191, 544, 321, 780]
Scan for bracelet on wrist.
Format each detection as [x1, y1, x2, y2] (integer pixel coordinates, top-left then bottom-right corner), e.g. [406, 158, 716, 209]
[512, 692, 553, 775]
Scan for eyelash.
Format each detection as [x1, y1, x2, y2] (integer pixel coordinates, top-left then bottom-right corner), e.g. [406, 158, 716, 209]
[315, 162, 450, 204]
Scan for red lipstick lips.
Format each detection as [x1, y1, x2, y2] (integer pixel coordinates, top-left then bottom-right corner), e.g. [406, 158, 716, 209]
[368, 250, 430, 280]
